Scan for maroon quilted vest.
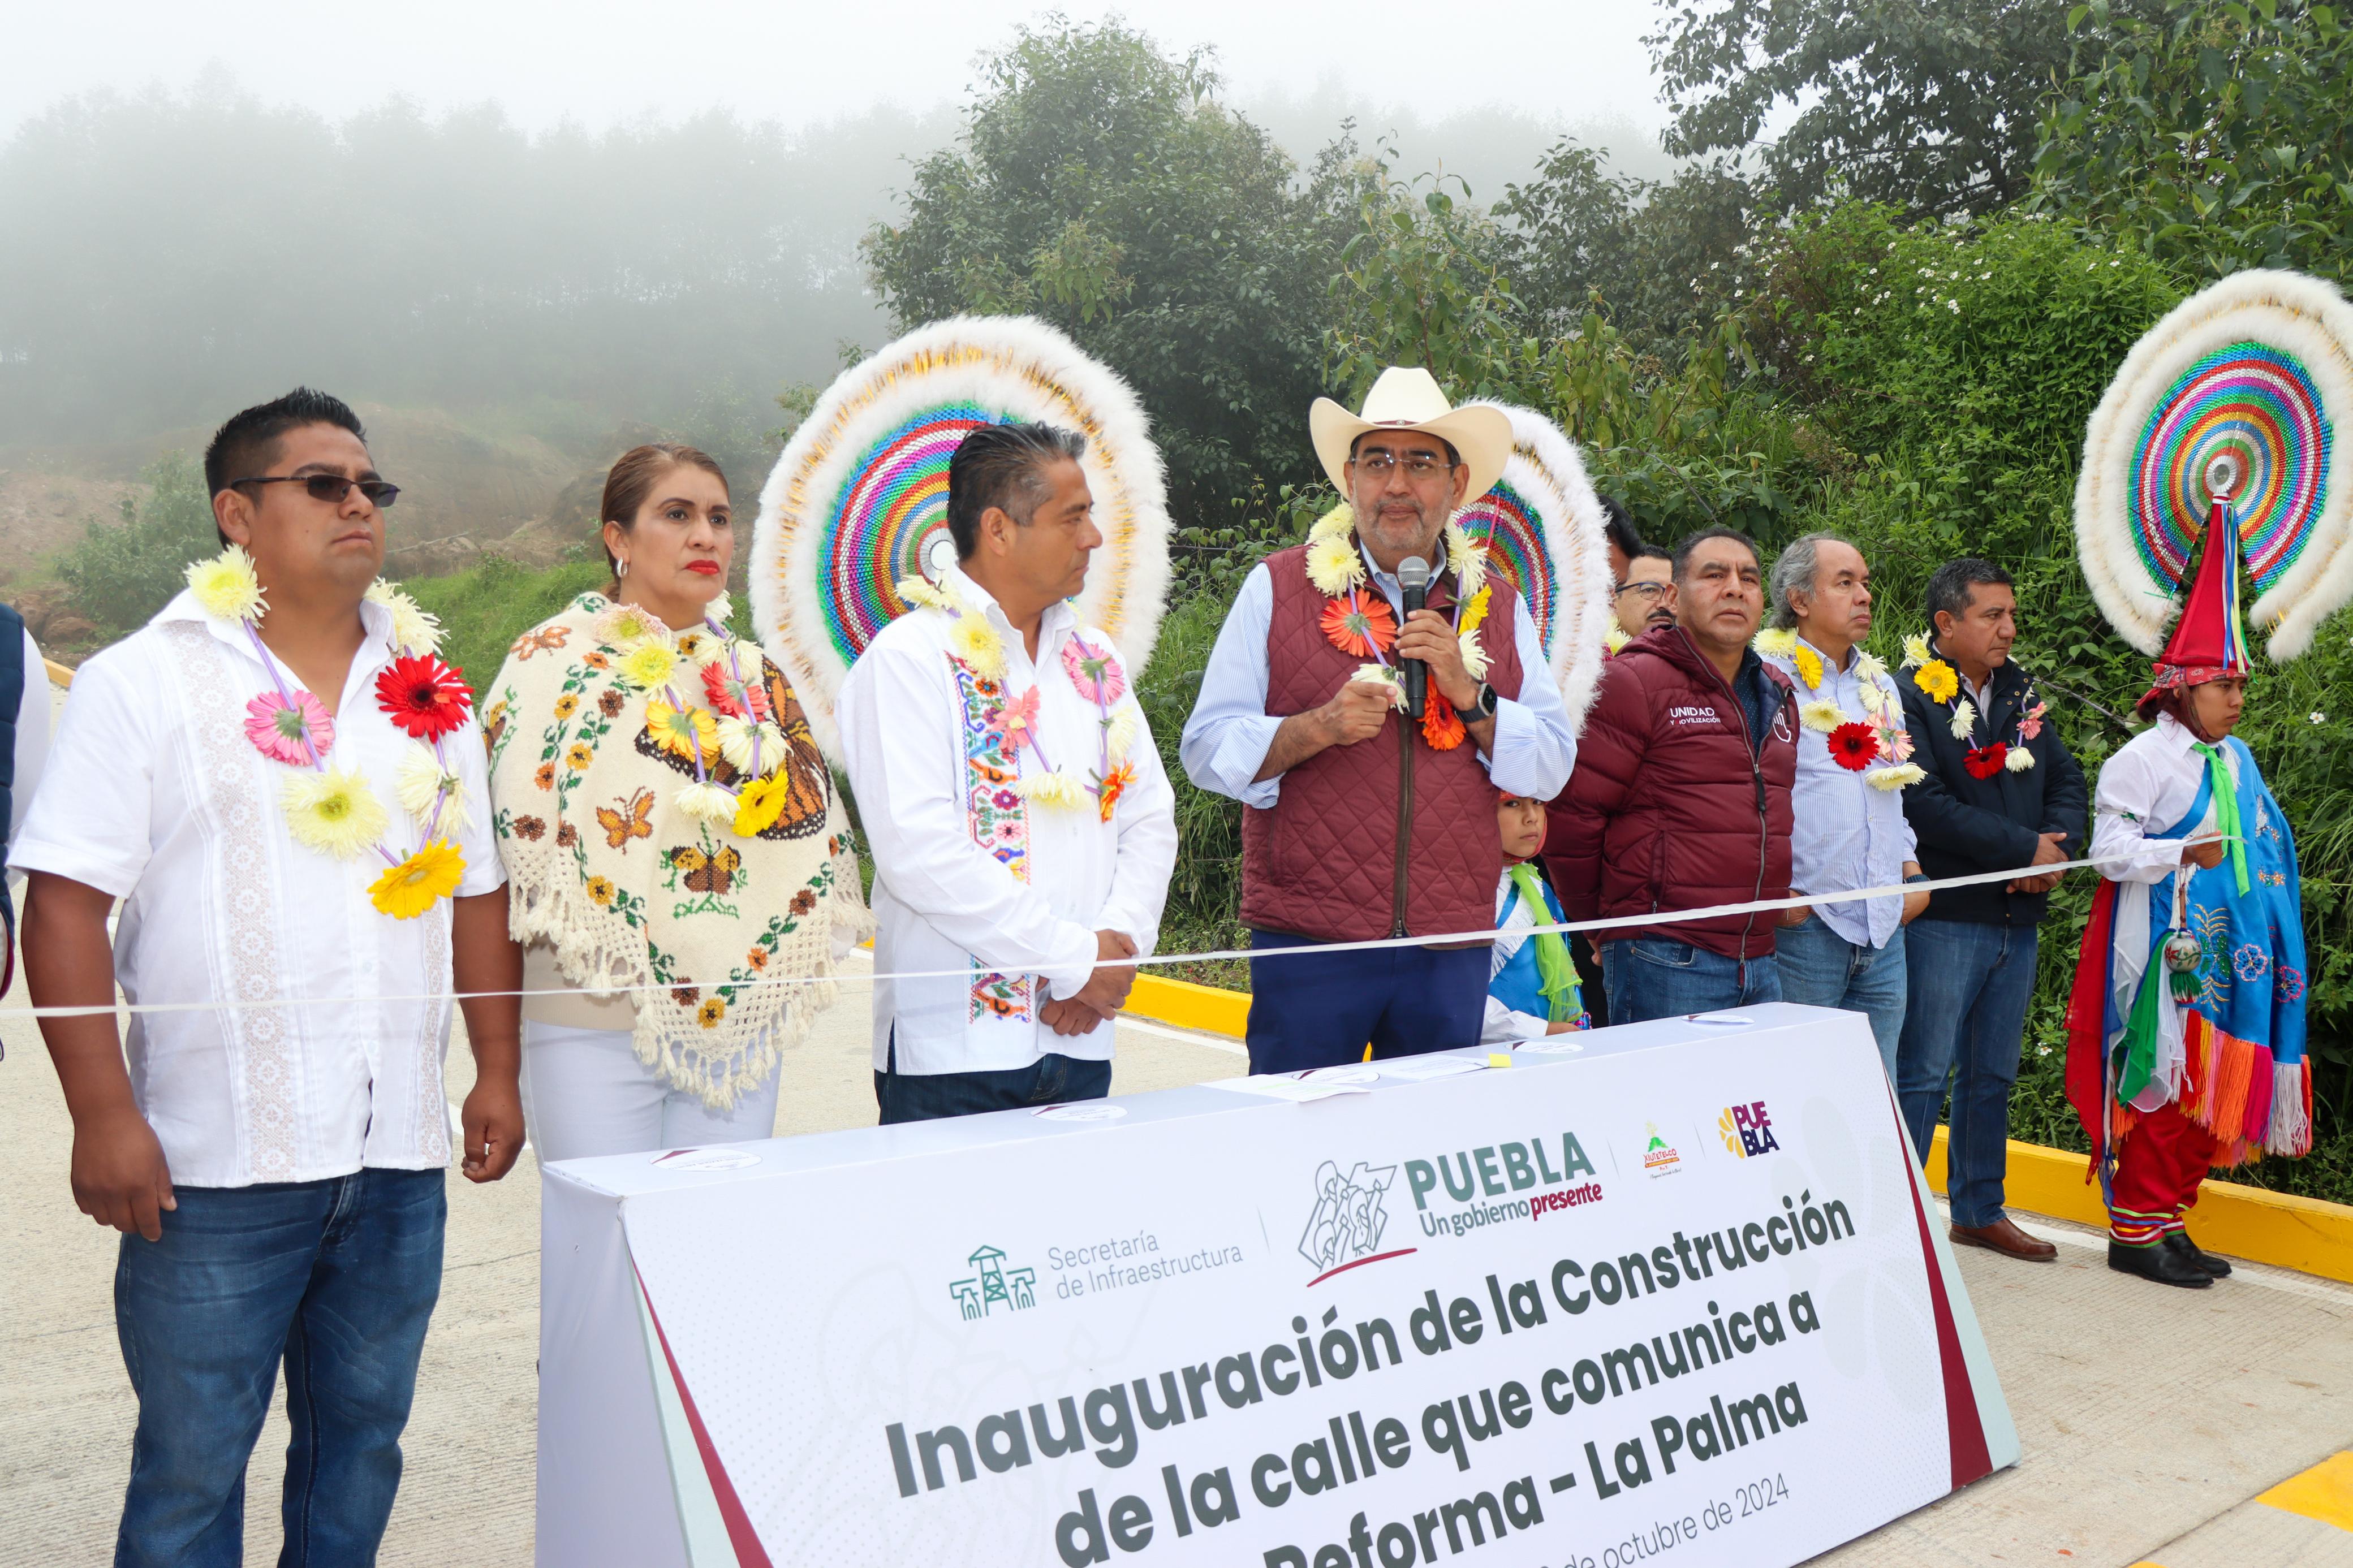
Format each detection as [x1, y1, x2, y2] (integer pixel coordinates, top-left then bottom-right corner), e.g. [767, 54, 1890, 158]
[1238, 543, 1526, 943]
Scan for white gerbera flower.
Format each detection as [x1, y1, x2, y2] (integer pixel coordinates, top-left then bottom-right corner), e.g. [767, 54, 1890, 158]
[1105, 699, 1141, 763]
[187, 547, 267, 624]
[674, 781, 738, 824]
[1305, 534, 1365, 597]
[1902, 633, 1932, 669]
[1752, 627, 1799, 658]
[1866, 763, 1925, 791]
[1948, 698, 1976, 740]
[367, 580, 442, 655]
[394, 742, 472, 835]
[1459, 630, 1492, 684]
[716, 716, 785, 774]
[2004, 745, 2036, 772]
[1307, 503, 1355, 543]
[702, 591, 734, 627]
[1799, 699, 1845, 733]
[895, 574, 951, 611]
[1014, 770, 1087, 811]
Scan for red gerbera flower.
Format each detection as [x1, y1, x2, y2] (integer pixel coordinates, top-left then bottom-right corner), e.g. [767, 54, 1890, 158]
[1826, 721, 1879, 772]
[700, 660, 771, 721]
[1962, 741, 2009, 780]
[1319, 590, 1397, 658]
[375, 653, 473, 741]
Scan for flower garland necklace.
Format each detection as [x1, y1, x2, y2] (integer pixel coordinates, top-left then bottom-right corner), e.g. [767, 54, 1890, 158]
[1304, 507, 1493, 751]
[1901, 633, 2045, 780]
[589, 593, 800, 837]
[896, 574, 1143, 820]
[187, 546, 471, 919]
[1753, 628, 1923, 792]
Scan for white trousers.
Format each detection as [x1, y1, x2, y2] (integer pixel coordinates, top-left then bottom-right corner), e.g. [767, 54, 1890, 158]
[519, 1020, 782, 1164]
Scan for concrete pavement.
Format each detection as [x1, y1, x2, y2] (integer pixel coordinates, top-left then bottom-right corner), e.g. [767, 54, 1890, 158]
[5, 975, 2351, 1566]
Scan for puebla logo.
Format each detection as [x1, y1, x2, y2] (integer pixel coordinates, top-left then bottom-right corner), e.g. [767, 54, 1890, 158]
[1718, 1100, 1781, 1159]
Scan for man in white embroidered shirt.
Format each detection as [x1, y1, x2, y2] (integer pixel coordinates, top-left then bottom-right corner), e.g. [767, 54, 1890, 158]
[839, 422, 1178, 1122]
[15, 388, 524, 1566]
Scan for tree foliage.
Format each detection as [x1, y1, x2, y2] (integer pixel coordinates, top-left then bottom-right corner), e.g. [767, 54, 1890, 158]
[2033, 0, 2353, 284]
[57, 451, 217, 637]
[1649, 0, 2135, 218]
[861, 20, 1360, 528]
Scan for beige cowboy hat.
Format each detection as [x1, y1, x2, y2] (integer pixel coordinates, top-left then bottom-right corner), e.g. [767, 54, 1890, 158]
[1309, 366, 1512, 507]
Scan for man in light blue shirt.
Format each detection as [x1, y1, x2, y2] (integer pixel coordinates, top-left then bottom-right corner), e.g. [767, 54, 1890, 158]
[1756, 534, 1928, 1072]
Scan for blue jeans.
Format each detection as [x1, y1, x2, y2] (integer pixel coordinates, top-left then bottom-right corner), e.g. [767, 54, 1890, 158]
[873, 1031, 1112, 1124]
[1601, 938, 1780, 1025]
[1244, 930, 1490, 1073]
[1773, 914, 1908, 1077]
[114, 1167, 446, 1568]
[1896, 919, 2039, 1228]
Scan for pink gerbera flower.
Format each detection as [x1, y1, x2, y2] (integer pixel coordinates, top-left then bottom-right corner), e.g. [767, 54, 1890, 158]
[700, 660, 771, 721]
[1061, 637, 1127, 705]
[986, 686, 1042, 749]
[244, 689, 334, 766]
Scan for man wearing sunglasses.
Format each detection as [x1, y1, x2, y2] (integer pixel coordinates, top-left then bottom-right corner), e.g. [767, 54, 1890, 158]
[15, 387, 524, 1565]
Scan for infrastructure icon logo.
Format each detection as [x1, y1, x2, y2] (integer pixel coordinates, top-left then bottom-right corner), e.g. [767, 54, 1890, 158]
[1641, 1122, 1683, 1177]
[1298, 1160, 1399, 1277]
[947, 1245, 1038, 1320]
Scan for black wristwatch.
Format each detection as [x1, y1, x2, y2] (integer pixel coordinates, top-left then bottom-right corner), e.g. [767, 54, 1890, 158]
[1474, 683, 1501, 719]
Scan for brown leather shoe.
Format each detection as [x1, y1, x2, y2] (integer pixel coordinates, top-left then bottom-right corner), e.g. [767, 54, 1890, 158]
[1950, 1217, 2058, 1262]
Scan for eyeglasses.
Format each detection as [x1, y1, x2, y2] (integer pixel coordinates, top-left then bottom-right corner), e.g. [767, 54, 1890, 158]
[1614, 580, 1667, 601]
[1348, 452, 1457, 480]
[230, 474, 400, 508]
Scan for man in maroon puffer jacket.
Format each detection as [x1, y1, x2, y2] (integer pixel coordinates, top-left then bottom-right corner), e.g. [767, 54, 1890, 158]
[1544, 529, 1797, 1022]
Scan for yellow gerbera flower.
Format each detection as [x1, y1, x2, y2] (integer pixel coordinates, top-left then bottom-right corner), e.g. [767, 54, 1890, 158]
[1914, 659, 1959, 703]
[1752, 627, 1798, 658]
[646, 699, 719, 762]
[368, 839, 465, 919]
[949, 616, 1006, 680]
[592, 603, 667, 649]
[187, 547, 267, 624]
[280, 767, 390, 859]
[1458, 586, 1493, 637]
[620, 640, 679, 690]
[1791, 645, 1824, 690]
[733, 773, 791, 836]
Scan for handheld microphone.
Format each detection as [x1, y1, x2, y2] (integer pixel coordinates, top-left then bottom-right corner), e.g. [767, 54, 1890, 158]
[1397, 555, 1430, 720]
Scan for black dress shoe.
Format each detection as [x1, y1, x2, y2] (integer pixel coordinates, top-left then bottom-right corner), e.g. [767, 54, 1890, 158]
[2109, 1239, 2212, 1288]
[2164, 1231, 2231, 1277]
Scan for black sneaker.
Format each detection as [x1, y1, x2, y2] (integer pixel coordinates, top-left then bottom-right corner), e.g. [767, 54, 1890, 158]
[2164, 1231, 2231, 1277]
[2109, 1239, 2212, 1288]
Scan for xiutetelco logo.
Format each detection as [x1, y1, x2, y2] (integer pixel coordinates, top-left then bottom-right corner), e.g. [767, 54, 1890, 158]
[946, 1244, 1037, 1320]
[1718, 1100, 1782, 1159]
[1298, 1160, 1403, 1282]
[1641, 1122, 1683, 1177]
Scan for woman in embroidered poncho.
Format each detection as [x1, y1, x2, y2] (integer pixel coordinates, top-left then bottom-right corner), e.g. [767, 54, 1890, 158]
[2065, 515, 2309, 1290]
[482, 444, 867, 1160]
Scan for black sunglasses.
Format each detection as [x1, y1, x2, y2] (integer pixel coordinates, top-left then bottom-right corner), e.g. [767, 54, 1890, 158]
[231, 474, 400, 508]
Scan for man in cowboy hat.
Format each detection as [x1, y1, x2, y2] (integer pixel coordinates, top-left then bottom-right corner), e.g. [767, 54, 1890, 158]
[1182, 368, 1576, 1071]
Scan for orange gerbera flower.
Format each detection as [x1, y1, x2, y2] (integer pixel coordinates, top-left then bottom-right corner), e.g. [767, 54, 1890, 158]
[1096, 762, 1137, 822]
[1320, 590, 1397, 658]
[1420, 689, 1467, 751]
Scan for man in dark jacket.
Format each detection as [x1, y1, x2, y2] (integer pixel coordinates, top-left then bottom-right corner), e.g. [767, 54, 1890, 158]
[1545, 529, 1797, 1022]
[1895, 558, 2088, 1264]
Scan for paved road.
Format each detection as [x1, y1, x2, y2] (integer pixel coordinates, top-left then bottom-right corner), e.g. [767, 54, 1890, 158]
[5, 971, 2351, 1566]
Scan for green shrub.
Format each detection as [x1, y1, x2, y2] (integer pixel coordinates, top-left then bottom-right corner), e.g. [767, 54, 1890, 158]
[400, 555, 611, 697]
[57, 451, 217, 637]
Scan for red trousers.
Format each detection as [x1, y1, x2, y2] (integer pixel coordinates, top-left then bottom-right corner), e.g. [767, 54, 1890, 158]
[2109, 1099, 2222, 1245]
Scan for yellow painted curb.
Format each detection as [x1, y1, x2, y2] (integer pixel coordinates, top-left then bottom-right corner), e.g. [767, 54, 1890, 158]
[2258, 1450, 2353, 1530]
[44, 657, 72, 688]
[1125, 974, 1249, 1038]
[1924, 1124, 2353, 1285]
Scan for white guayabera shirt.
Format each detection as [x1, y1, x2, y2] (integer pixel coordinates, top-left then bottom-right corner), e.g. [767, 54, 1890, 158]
[12, 590, 503, 1188]
[837, 566, 1178, 1077]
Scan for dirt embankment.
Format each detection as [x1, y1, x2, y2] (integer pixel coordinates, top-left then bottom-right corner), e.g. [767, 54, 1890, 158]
[0, 403, 633, 651]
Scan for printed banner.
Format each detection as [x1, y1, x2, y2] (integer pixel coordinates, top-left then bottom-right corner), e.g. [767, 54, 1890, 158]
[541, 1005, 2018, 1567]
